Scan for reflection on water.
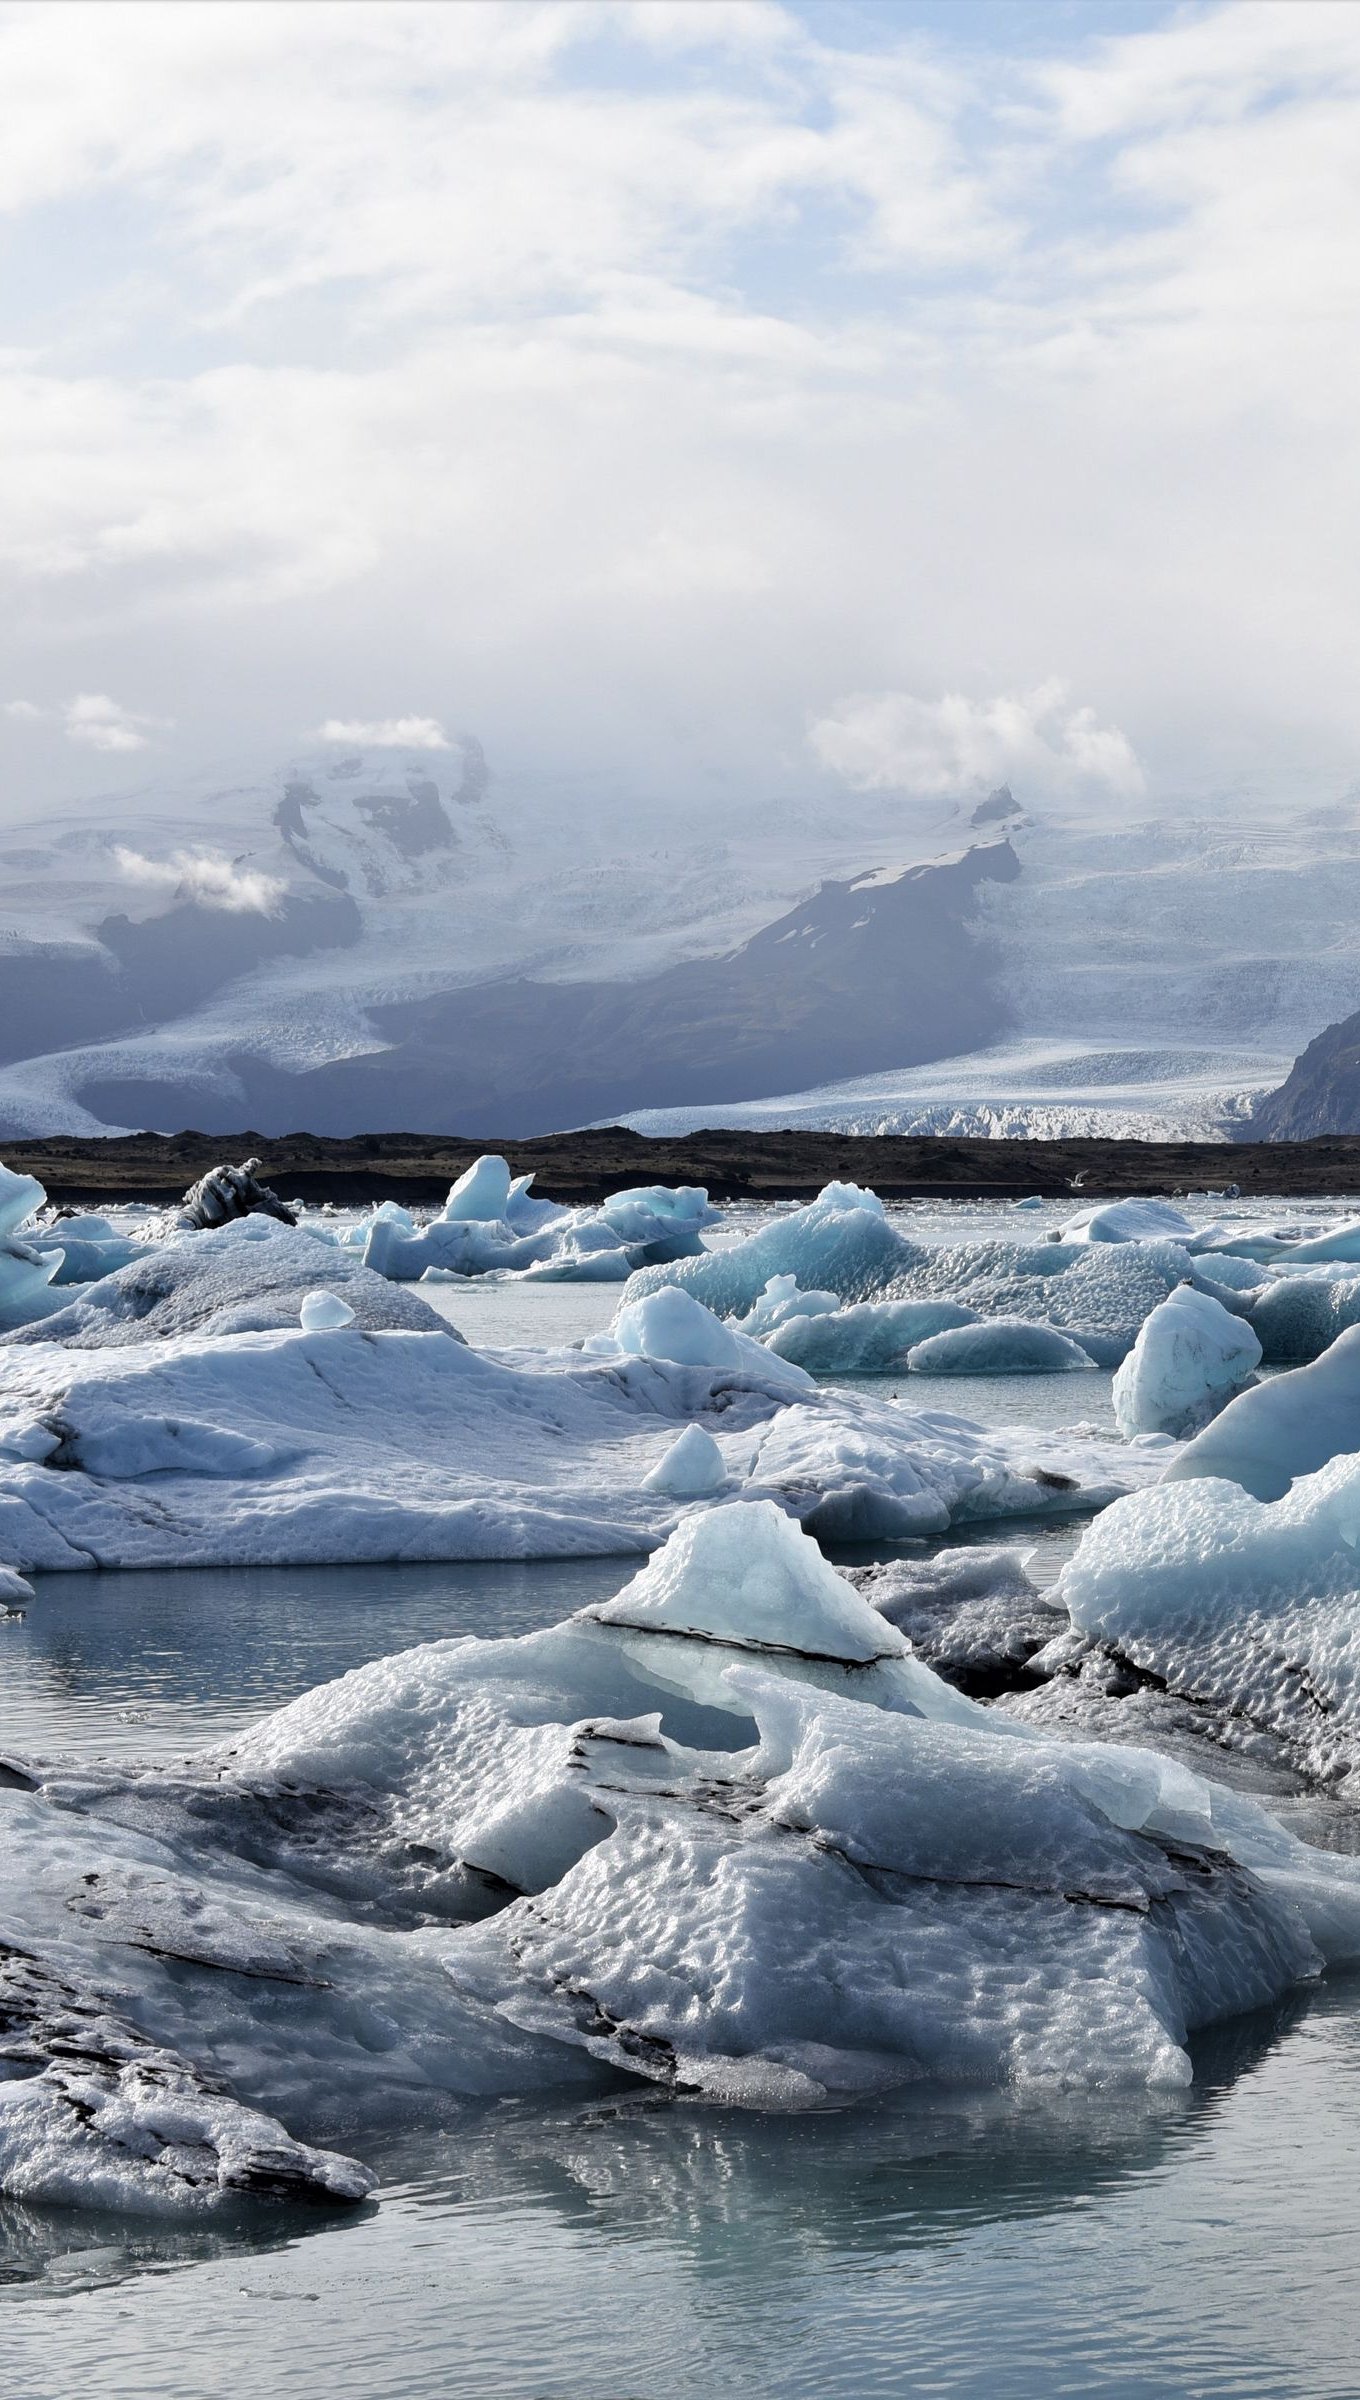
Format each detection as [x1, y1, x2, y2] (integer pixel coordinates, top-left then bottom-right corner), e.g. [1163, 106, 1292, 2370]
[0, 1554, 636, 1758]
[8, 1989, 1360, 2399]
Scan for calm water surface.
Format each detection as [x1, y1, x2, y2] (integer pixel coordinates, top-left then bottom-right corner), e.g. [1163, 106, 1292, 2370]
[6, 1221, 1360, 2395]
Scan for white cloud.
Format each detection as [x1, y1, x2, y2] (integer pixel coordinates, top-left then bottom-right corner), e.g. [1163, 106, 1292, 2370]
[114, 846, 285, 914]
[65, 693, 165, 753]
[313, 716, 450, 750]
[809, 681, 1144, 801]
[0, 4, 1355, 807]
[2, 699, 43, 721]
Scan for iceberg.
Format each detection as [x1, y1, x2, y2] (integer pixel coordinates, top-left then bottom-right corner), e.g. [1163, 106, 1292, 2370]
[7, 1502, 1359, 2221]
[1056, 1456, 1360, 1784]
[1163, 1323, 1360, 1500]
[906, 1319, 1094, 1375]
[0, 1164, 67, 1329]
[0, 1312, 1154, 1573]
[1, 1218, 453, 1348]
[627, 1186, 1240, 1366]
[1112, 1284, 1262, 1438]
[1055, 1198, 1199, 1246]
[358, 1158, 719, 1284]
[741, 1279, 980, 1374]
[1247, 1271, 1360, 1364]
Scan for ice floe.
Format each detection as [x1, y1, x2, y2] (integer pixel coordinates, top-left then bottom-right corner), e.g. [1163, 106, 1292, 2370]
[0, 1311, 1150, 1572]
[7, 1501, 1360, 2218]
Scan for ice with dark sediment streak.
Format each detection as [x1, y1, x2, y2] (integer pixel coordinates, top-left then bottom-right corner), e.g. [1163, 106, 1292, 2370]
[6, 1500, 1360, 2220]
[1054, 1456, 1360, 1789]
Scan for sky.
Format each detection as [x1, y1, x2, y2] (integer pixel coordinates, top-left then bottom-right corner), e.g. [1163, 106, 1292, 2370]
[1, 0, 1358, 819]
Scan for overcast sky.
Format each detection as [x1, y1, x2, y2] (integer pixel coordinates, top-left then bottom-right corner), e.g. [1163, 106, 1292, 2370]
[1, 0, 1357, 817]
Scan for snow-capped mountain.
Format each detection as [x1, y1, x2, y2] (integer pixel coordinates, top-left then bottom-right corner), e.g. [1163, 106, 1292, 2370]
[0, 744, 1356, 1138]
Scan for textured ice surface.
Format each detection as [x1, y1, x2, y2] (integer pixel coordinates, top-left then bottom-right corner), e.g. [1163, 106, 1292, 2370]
[1248, 1272, 1360, 1364]
[1164, 1324, 1360, 1500]
[850, 1547, 1063, 1687]
[1112, 1285, 1262, 1439]
[627, 1186, 913, 1316]
[1057, 1459, 1360, 1784]
[1, 1219, 452, 1348]
[627, 1189, 1229, 1367]
[907, 1319, 1094, 1375]
[6, 1500, 1355, 2219]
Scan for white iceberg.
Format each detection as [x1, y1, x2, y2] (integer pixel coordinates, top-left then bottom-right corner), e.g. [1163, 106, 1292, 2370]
[1112, 1283, 1262, 1439]
[0, 1312, 1155, 1573]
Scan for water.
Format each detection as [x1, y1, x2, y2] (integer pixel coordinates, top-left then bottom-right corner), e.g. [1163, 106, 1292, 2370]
[10, 1999, 1360, 2398]
[7, 1205, 1360, 2396]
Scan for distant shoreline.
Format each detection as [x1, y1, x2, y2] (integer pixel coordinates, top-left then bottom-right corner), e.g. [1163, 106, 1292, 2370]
[10, 1127, 1360, 1207]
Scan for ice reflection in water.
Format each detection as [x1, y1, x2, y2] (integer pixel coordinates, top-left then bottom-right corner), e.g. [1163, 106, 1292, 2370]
[9, 1993, 1360, 2399]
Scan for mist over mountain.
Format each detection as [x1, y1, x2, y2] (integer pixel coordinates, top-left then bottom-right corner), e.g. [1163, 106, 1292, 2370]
[0, 741, 1357, 1140]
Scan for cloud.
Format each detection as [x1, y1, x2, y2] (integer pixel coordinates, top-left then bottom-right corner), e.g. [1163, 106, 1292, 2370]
[809, 681, 1144, 801]
[2, 699, 43, 721]
[0, 3, 1355, 808]
[65, 693, 165, 753]
[114, 846, 285, 914]
[312, 716, 450, 750]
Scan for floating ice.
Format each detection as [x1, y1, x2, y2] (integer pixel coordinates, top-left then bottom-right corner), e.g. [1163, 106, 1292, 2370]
[641, 1423, 727, 1497]
[1248, 1271, 1360, 1364]
[0, 1164, 66, 1329]
[746, 1283, 980, 1374]
[1, 1219, 451, 1348]
[1057, 1456, 1360, 1783]
[627, 1186, 1232, 1366]
[442, 1153, 515, 1222]
[299, 1289, 357, 1330]
[1163, 1323, 1360, 1500]
[625, 1184, 910, 1317]
[359, 1159, 716, 1282]
[8, 1497, 1355, 2197]
[0, 1316, 1153, 1573]
[908, 1319, 1094, 1375]
[1056, 1199, 1198, 1246]
[1112, 1284, 1262, 1438]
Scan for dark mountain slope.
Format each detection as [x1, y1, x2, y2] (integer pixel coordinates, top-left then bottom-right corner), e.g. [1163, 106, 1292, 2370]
[1250, 1007, 1360, 1138]
[75, 841, 1019, 1137]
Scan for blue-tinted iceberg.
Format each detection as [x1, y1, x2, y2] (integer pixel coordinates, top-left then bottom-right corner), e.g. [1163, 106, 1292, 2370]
[358, 1156, 717, 1283]
[907, 1319, 1094, 1376]
[1162, 1323, 1360, 1501]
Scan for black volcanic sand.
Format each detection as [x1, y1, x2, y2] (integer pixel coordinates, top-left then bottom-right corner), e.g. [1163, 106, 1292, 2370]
[13, 1128, 1360, 1207]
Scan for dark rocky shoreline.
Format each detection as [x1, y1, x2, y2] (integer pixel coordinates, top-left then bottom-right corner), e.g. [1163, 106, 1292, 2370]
[13, 1126, 1360, 1207]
